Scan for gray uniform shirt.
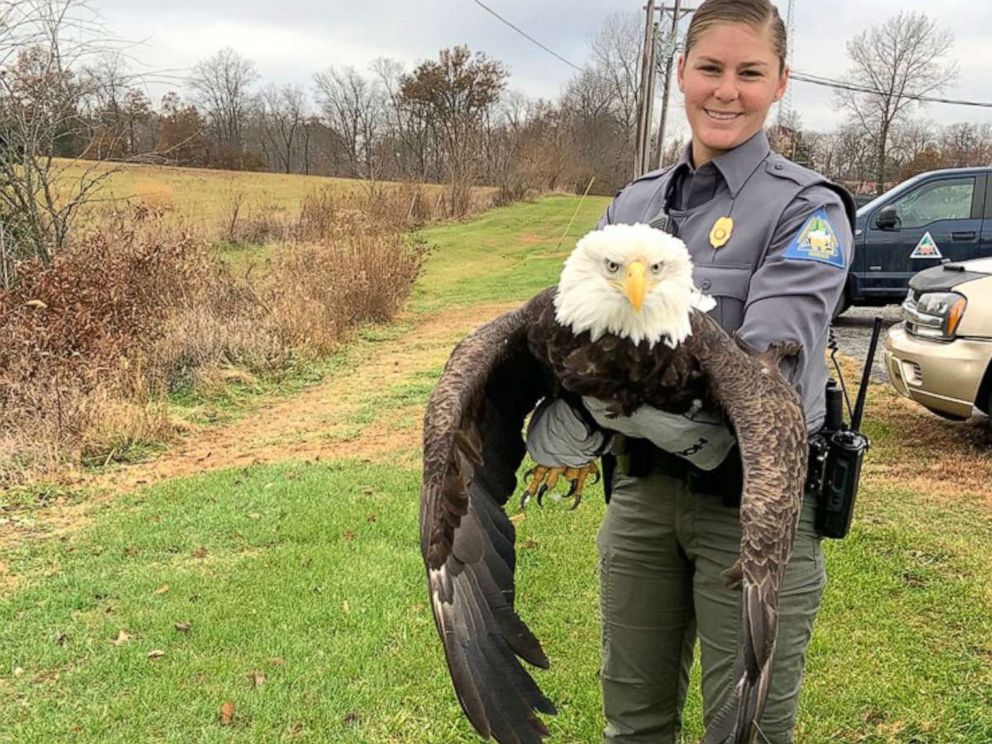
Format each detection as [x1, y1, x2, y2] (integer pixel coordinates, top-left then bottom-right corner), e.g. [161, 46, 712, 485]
[525, 131, 855, 470]
[599, 131, 855, 433]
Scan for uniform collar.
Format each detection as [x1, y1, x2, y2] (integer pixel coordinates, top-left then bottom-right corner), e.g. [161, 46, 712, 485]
[676, 130, 772, 198]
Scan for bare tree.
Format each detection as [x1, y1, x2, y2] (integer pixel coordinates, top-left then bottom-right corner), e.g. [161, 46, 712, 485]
[940, 122, 992, 169]
[892, 119, 938, 165]
[257, 83, 306, 174]
[483, 90, 532, 198]
[400, 46, 507, 215]
[372, 56, 436, 180]
[821, 124, 877, 191]
[77, 52, 153, 159]
[189, 47, 258, 159]
[0, 0, 127, 281]
[561, 68, 624, 191]
[836, 11, 958, 194]
[588, 12, 642, 160]
[516, 99, 570, 191]
[313, 65, 385, 180]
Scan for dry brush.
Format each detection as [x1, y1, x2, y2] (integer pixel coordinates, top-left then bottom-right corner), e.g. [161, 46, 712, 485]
[0, 189, 428, 484]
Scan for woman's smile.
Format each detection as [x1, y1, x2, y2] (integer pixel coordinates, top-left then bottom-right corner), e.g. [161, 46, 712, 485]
[703, 108, 744, 122]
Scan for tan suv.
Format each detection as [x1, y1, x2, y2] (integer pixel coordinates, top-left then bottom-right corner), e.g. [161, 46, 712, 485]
[884, 257, 992, 420]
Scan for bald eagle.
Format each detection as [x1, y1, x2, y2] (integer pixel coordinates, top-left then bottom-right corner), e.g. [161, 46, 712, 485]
[420, 224, 808, 744]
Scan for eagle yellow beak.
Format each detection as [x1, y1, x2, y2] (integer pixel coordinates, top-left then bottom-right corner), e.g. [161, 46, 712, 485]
[624, 261, 647, 311]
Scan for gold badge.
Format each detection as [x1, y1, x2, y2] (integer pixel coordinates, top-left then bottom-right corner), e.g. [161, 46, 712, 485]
[710, 217, 733, 249]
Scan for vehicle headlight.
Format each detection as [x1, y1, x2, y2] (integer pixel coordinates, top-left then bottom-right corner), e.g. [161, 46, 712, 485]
[903, 291, 967, 340]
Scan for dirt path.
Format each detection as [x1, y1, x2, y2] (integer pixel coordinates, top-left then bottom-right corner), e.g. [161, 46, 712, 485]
[0, 302, 518, 560]
[100, 301, 519, 490]
[5, 299, 989, 570]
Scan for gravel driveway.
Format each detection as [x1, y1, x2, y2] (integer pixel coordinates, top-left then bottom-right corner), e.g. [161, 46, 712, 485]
[831, 304, 903, 382]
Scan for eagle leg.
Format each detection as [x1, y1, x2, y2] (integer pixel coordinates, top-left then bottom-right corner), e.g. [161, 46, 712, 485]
[520, 465, 562, 509]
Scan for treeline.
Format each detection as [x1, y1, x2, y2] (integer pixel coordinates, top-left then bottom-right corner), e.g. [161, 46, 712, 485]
[811, 121, 992, 190]
[0, 7, 658, 204]
[5, 2, 992, 214]
[80, 43, 648, 198]
[17, 45, 649, 203]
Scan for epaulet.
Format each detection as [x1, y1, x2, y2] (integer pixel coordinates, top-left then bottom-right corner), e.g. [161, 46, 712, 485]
[629, 163, 676, 186]
[764, 151, 821, 187]
[766, 152, 857, 230]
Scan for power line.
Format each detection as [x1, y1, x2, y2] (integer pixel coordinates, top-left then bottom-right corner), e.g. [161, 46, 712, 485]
[470, 0, 584, 73]
[790, 71, 992, 109]
[469, 0, 992, 110]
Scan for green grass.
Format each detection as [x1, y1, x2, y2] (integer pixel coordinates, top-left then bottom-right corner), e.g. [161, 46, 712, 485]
[347, 366, 443, 427]
[2, 459, 990, 742]
[2, 195, 991, 742]
[163, 319, 415, 434]
[0, 460, 605, 743]
[411, 194, 610, 312]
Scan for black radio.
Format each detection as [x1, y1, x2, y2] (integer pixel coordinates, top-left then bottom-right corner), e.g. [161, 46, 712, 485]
[813, 317, 883, 539]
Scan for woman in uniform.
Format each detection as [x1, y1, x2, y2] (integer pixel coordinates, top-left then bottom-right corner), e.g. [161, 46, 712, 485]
[594, 1, 855, 742]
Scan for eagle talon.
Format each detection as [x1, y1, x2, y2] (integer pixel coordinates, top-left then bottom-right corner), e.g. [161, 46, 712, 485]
[520, 462, 600, 511]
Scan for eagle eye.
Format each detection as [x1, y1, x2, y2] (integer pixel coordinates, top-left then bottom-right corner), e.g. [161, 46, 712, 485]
[605, 260, 620, 274]
[650, 262, 663, 274]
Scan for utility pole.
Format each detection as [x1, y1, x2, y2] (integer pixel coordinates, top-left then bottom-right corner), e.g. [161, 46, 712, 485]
[634, 3, 696, 176]
[776, 0, 796, 131]
[654, 0, 683, 170]
[634, 0, 657, 176]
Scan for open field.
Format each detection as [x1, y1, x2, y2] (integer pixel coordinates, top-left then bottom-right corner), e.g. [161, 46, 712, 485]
[1, 196, 991, 743]
[52, 157, 498, 227]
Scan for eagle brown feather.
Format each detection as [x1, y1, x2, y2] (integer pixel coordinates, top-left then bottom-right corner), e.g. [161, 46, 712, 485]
[421, 287, 807, 744]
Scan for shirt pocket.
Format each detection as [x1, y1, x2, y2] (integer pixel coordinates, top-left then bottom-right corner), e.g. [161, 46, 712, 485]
[693, 264, 752, 332]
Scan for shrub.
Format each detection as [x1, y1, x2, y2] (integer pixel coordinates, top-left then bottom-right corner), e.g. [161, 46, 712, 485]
[266, 226, 425, 355]
[0, 208, 210, 478]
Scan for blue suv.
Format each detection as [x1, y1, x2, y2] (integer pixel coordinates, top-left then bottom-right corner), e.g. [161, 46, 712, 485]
[842, 167, 992, 314]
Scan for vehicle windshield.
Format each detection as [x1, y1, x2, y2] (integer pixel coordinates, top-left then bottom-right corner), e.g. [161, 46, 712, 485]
[855, 172, 928, 219]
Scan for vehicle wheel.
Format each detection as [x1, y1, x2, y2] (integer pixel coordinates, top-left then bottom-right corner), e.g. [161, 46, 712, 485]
[976, 363, 992, 417]
[832, 290, 851, 320]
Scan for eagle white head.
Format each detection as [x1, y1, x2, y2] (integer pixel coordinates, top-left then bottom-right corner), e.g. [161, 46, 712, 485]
[553, 223, 716, 349]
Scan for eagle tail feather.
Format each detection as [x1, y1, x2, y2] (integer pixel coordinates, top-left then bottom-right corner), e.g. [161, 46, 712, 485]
[701, 578, 779, 744]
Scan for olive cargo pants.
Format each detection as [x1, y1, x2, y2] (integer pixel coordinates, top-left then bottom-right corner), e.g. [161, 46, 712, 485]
[597, 469, 826, 744]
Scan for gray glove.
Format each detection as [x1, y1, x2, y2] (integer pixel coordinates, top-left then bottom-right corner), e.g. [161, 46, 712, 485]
[526, 397, 611, 468]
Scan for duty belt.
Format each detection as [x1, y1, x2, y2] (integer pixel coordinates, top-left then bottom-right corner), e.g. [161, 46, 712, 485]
[620, 434, 827, 507]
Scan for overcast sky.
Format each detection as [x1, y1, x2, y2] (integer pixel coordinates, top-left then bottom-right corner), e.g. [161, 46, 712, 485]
[93, 0, 992, 140]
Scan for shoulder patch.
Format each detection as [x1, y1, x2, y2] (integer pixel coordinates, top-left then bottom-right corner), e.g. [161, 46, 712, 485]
[782, 208, 845, 268]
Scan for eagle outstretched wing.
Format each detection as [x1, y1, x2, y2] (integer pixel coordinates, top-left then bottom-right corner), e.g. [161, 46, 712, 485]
[420, 290, 558, 743]
[687, 312, 809, 744]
